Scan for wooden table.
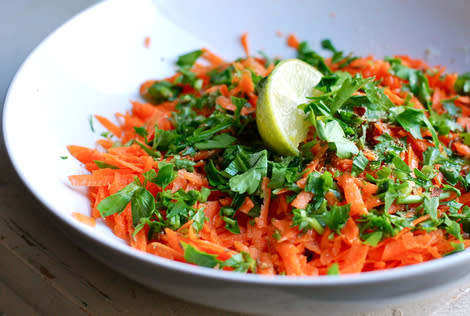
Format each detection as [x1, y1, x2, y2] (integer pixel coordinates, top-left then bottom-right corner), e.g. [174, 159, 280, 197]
[1, 1, 470, 315]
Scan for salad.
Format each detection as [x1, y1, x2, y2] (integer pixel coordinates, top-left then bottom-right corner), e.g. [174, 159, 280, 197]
[68, 34, 470, 276]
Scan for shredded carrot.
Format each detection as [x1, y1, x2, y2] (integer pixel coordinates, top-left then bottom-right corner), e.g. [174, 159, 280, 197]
[457, 117, 470, 130]
[277, 242, 303, 276]
[72, 212, 96, 227]
[201, 48, 224, 66]
[67, 145, 103, 165]
[412, 215, 431, 226]
[240, 32, 250, 57]
[68, 34, 469, 277]
[193, 150, 219, 161]
[95, 115, 122, 138]
[454, 142, 470, 157]
[337, 174, 368, 216]
[144, 36, 151, 48]
[255, 177, 271, 229]
[291, 191, 313, 210]
[240, 70, 255, 94]
[287, 34, 300, 49]
[238, 196, 255, 214]
[216, 96, 236, 111]
[147, 242, 184, 261]
[130, 227, 148, 252]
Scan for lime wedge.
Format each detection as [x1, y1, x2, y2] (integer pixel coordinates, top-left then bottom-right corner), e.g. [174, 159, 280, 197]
[256, 59, 323, 156]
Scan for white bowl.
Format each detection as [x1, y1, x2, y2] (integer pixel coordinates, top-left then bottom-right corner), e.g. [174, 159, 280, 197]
[4, 0, 470, 314]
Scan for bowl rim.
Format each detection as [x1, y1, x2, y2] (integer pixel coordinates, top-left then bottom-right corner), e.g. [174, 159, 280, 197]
[3, 0, 470, 287]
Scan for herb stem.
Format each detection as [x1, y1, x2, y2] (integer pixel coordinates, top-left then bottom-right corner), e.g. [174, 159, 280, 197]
[397, 195, 423, 204]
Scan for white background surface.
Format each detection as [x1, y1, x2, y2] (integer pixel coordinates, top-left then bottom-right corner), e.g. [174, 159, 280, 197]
[1, 1, 470, 315]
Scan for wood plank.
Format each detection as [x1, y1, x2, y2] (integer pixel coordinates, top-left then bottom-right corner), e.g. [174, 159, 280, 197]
[0, 241, 85, 316]
[0, 281, 41, 316]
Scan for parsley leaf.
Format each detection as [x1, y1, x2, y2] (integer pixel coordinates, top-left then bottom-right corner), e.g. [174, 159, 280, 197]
[442, 97, 460, 117]
[174, 158, 196, 172]
[429, 111, 462, 135]
[268, 156, 302, 189]
[327, 263, 340, 275]
[374, 134, 406, 163]
[307, 73, 370, 115]
[269, 161, 289, 189]
[94, 160, 119, 169]
[208, 65, 235, 86]
[131, 187, 156, 226]
[422, 147, 442, 166]
[229, 150, 268, 194]
[135, 140, 161, 158]
[423, 196, 439, 220]
[364, 81, 395, 110]
[443, 214, 463, 241]
[315, 204, 351, 233]
[97, 163, 210, 236]
[389, 62, 432, 108]
[88, 115, 95, 132]
[194, 133, 237, 150]
[321, 39, 358, 67]
[292, 209, 324, 234]
[181, 242, 257, 272]
[174, 67, 203, 90]
[297, 41, 332, 75]
[153, 162, 176, 189]
[455, 72, 470, 96]
[305, 171, 334, 209]
[176, 50, 203, 68]
[205, 160, 230, 190]
[439, 160, 462, 186]
[153, 188, 209, 231]
[352, 152, 369, 176]
[362, 231, 383, 246]
[224, 251, 257, 273]
[152, 125, 179, 152]
[134, 126, 148, 139]
[147, 81, 182, 103]
[182, 242, 220, 268]
[392, 155, 410, 174]
[316, 120, 359, 158]
[292, 203, 350, 235]
[358, 211, 411, 238]
[220, 206, 240, 234]
[330, 74, 370, 114]
[392, 106, 439, 146]
[191, 209, 207, 232]
[187, 120, 233, 144]
[97, 180, 141, 217]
